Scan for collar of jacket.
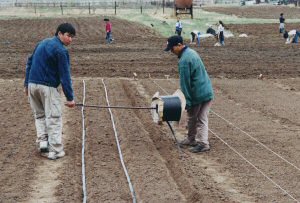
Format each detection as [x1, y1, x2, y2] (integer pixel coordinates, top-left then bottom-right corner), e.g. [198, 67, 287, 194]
[54, 35, 65, 46]
[178, 46, 188, 58]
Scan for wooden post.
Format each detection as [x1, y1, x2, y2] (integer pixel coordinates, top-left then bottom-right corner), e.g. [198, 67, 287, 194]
[163, 0, 165, 14]
[191, 5, 193, 19]
[88, 2, 90, 14]
[60, 2, 63, 15]
[115, 1, 117, 15]
[34, 3, 36, 14]
[140, 5, 142, 14]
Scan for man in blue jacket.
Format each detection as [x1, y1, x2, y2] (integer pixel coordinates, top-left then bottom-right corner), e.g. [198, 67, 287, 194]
[164, 35, 214, 153]
[24, 23, 76, 160]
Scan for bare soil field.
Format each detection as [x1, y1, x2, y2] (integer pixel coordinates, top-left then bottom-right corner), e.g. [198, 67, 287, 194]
[0, 9, 299, 203]
[202, 5, 300, 19]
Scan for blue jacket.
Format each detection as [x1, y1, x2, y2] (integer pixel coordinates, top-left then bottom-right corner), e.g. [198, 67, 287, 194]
[178, 47, 214, 108]
[24, 36, 74, 101]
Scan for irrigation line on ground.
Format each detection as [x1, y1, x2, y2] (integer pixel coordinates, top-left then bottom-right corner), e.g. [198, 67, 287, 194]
[211, 110, 300, 172]
[151, 79, 299, 202]
[152, 79, 169, 95]
[101, 79, 137, 203]
[209, 129, 299, 203]
[81, 80, 87, 203]
[165, 78, 300, 172]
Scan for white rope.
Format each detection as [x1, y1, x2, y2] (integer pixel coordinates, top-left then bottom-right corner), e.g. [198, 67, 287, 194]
[152, 79, 299, 202]
[81, 80, 87, 203]
[209, 129, 299, 202]
[153, 79, 169, 95]
[101, 79, 137, 203]
[211, 110, 300, 172]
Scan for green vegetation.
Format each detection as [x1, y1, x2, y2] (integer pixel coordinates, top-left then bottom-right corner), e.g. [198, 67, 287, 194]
[114, 8, 283, 39]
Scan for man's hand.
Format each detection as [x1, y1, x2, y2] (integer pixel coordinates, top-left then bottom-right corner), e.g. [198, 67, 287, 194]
[65, 100, 75, 108]
[24, 87, 28, 96]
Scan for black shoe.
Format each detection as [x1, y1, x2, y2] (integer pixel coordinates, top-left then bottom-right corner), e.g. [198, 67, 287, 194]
[179, 138, 197, 148]
[190, 144, 210, 153]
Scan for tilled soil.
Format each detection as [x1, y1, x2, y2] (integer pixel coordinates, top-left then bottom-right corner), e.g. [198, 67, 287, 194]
[202, 5, 300, 19]
[0, 10, 299, 203]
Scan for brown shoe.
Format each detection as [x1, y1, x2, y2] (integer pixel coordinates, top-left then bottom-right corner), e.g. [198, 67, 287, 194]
[179, 138, 197, 147]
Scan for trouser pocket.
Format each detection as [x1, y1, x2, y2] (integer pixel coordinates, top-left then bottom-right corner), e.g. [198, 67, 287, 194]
[50, 88, 61, 118]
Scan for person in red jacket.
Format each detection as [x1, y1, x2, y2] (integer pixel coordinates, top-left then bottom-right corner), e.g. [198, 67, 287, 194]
[105, 18, 112, 44]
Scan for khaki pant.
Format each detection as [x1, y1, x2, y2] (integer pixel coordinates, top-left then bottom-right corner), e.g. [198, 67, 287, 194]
[28, 83, 63, 153]
[187, 100, 212, 146]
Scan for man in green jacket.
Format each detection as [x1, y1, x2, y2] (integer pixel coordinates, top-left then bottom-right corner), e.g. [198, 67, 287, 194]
[164, 35, 214, 153]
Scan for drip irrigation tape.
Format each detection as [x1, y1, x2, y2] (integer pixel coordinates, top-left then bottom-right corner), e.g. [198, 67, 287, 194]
[76, 103, 156, 110]
[101, 79, 137, 203]
[209, 129, 299, 202]
[166, 121, 183, 154]
[81, 80, 87, 203]
[211, 110, 300, 172]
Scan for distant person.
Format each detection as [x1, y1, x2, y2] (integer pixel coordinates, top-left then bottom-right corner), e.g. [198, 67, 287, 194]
[164, 35, 214, 153]
[175, 17, 183, 36]
[283, 29, 300, 44]
[206, 26, 217, 36]
[206, 25, 218, 43]
[279, 13, 285, 33]
[105, 18, 112, 44]
[217, 20, 225, 46]
[24, 23, 76, 160]
[190, 31, 201, 47]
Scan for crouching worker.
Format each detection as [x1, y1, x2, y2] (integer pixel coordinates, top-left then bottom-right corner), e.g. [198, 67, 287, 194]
[190, 31, 201, 47]
[284, 30, 300, 44]
[206, 26, 217, 36]
[206, 25, 218, 43]
[164, 35, 214, 153]
[24, 23, 76, 160]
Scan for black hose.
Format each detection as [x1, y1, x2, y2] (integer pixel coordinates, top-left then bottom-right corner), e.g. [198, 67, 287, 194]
[166, 121, 182, 154]
[76, 103, 156, 110]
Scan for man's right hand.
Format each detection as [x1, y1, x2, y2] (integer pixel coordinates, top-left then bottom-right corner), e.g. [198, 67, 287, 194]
[65, 100, 75, 108]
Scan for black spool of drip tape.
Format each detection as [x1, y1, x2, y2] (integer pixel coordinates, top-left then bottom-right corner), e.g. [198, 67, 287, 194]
[151, 89, 186, 124]
[161, 96, 181, 122]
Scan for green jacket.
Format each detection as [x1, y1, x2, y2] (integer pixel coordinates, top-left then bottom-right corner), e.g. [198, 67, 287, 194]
[178, 47, 214, 108]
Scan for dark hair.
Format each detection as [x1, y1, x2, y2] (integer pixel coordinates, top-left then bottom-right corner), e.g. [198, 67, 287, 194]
[219, 20, 224, 26]
[280, 13, 284, 16]
[55, 23, 76, 36]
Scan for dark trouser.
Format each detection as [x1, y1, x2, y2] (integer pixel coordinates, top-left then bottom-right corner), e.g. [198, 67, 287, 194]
[191, 32, 196, 42]
[106, 32, 112, 43]
[219, 31, 225, 45]
[176, 28, 182, 36]
[292, 31, 300, 43]
[187, 100, 212, 146]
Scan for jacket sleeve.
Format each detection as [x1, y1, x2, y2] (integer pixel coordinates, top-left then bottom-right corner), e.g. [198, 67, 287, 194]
[24, 54, 33, 87]
[24, 43, 39, 87]
[57, 50, 74, 101]
[179, 60, 193, 108]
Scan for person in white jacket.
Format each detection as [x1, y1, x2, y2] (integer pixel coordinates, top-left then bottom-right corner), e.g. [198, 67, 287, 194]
[217, 21, 225, 46]
[175, 17, 183, 36]
[283, 29, 300, 44]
